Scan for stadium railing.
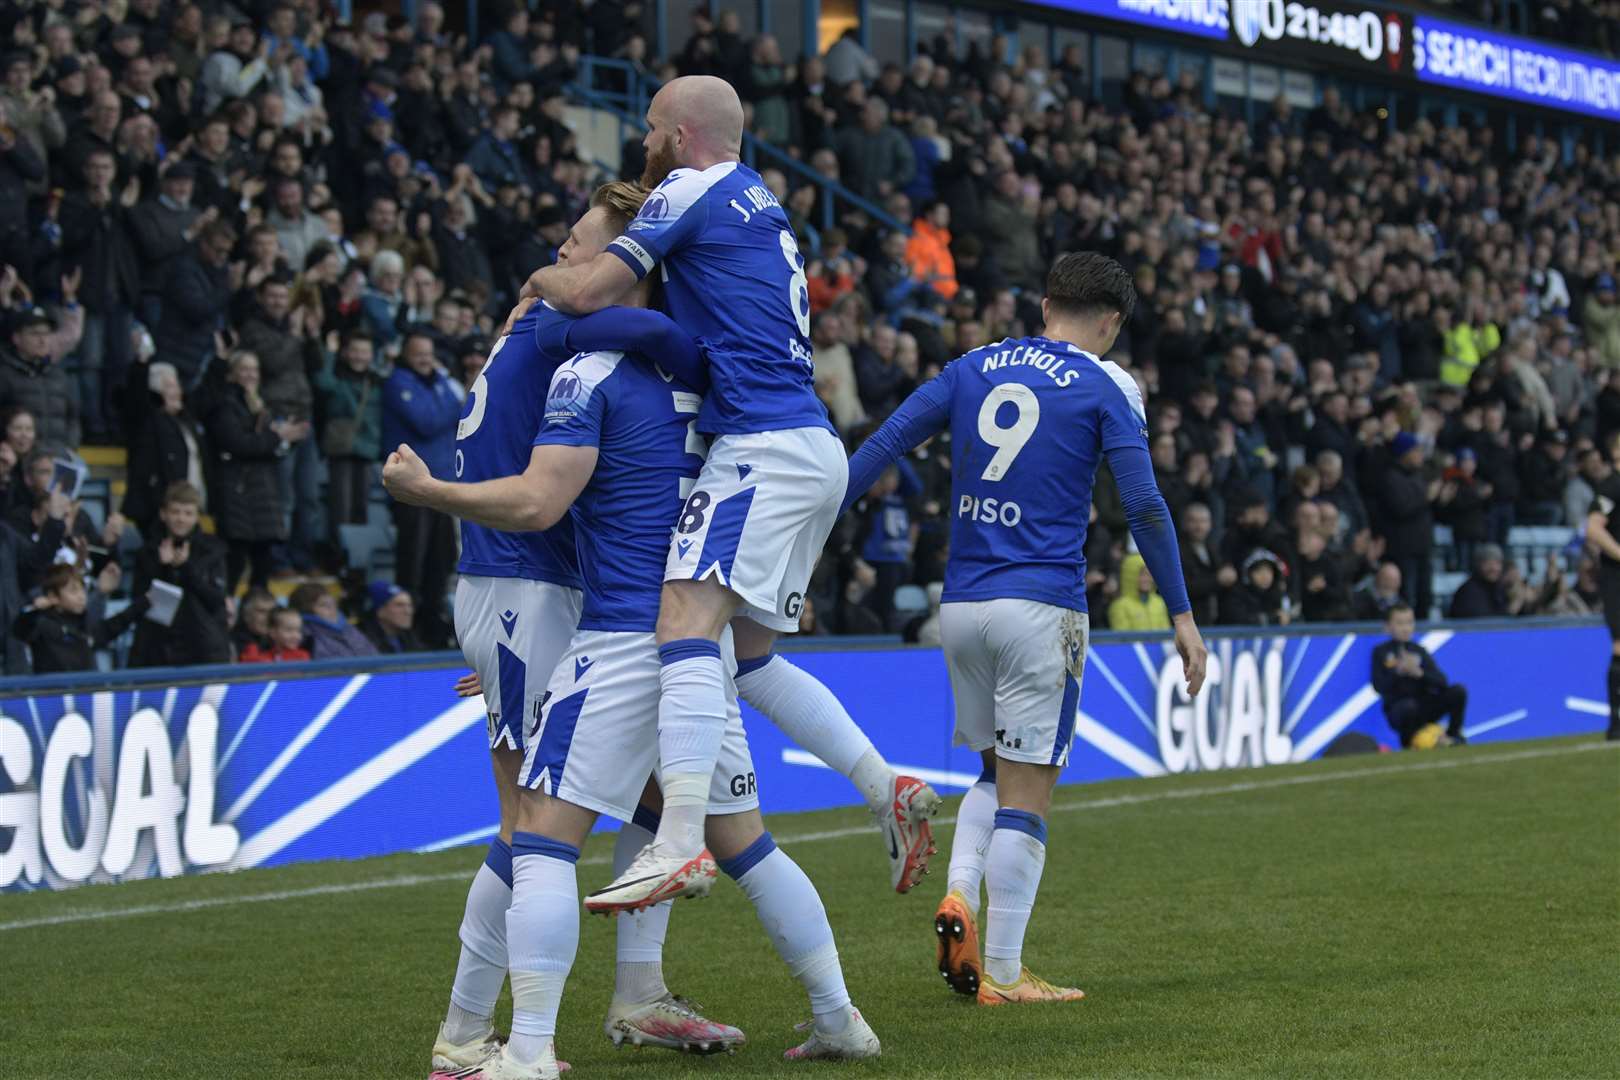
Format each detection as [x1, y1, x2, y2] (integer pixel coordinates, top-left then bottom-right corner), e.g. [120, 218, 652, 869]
[569, 55, 907, 237]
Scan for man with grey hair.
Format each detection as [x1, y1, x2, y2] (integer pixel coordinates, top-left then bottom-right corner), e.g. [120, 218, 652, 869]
[832, 96, 915, 202]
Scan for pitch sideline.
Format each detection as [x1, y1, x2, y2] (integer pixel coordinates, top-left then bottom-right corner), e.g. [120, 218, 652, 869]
[1, 739, 1611, 933]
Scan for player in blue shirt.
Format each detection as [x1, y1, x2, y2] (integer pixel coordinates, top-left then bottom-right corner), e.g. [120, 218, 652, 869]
[517, 75, 938, 911]
[386, 310, 881, 1079]
[411, 182, 744, 1072]
[843, 252, 1209, 1007]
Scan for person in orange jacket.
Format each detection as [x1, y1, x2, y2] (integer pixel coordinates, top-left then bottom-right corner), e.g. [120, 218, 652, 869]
[905, 200, 958, 300]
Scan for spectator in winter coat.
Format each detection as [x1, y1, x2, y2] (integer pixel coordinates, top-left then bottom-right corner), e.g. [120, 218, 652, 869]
[360, 249, 407, 349]
[122, 362, 207, 539]
[1378, 432, 1436, 618]
[0, 98, 45, 283]
[127, 163, 208, 320]
[980, 171, 1045, 292]
[905, 201, 957, 301]
[238, 273, 323, 570]
[1352, 561, 1404, 622]
[360, 580, 423, 653]
[1220, 548, 1291, 625]
[231, 587, 276, 659]
[266, 175, 329, 274]
[0, 483, 70, 673]
[313, 331, 384, 546]
[154, 220, 236, 385]
[127, 481, 232, 668]
[1177, 502, 1230, 627]
[1108, 553, 1170, 631]
[1447, 544, 1522, 619]
[0, 300, 84, 453]
[464, 107, 528, 192]
[207, 351, 305, 588]
[0, 53, 65, 200]
[810, 308, 865, 432]
[60, 146, 141, 439]
[199, 20, 269, 114]
[823, 27, 879, 86]
[832, 98, 914, 203]
[1294, 526, 1350, 622]
[381, 332, 462, 644]
[288, 583, 376, 659]
[13, 562, 150, 675]
[1583, 275, 1620, 369]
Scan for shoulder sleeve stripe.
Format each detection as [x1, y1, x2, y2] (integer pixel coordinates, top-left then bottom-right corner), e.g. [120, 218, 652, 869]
[654, 162, 737, 220]
[1089, 356, 1147, 426]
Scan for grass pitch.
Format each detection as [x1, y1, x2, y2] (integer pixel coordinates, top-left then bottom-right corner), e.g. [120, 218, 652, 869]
[2, 738, 1617, 1079]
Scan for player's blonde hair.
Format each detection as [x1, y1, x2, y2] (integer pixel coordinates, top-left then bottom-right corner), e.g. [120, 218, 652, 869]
[590, 181, 650, 233]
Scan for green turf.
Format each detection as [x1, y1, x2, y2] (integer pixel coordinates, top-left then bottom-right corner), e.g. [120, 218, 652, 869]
[3, 738, 1617, 1079]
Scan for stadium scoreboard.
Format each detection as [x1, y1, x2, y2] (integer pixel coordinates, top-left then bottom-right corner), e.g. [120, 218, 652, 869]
[1049, 0, 1620, 123]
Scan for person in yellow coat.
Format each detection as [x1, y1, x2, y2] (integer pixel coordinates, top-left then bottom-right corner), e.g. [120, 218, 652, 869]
[1108, 552, 1171, 631]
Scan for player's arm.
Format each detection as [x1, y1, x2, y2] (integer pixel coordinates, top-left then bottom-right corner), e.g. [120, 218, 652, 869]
[520, 250, 638, 314]
[1113, 444, 1206, 696]
[1588, 506, 1620, 562]
[381, 442, 597, 532]
[526, 178, 708, 311]
[555, 307, 709, 392]
[842, 364, 957, 515]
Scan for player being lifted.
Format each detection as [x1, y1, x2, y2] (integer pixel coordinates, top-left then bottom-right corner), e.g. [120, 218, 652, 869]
[517, 76, 939, 908]
[843, 253, 1208, 1004]
[421, 183, 741, 1073]
[387, 209, 879, 1079]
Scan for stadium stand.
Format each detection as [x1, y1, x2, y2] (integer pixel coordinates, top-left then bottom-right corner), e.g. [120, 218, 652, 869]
[0, 0, 1616, 674]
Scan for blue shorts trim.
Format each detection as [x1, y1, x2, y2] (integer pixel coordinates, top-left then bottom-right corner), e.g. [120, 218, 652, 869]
[496, 642, 527, 750]
[525, 687, 588, 790]
[1052, 672, 1079, 766]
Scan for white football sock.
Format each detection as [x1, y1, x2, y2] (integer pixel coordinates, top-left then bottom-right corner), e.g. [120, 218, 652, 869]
[983, 810, 1048, 986]
[444, 839, 512, 1043]
[735, 656, 888, 809]
[506, 833, 579, 1065]
[656, 640, 729, 857]
[945, 779, 998, 916]
[720, 831, 852, 1032]
[613, 818, 671, 1003]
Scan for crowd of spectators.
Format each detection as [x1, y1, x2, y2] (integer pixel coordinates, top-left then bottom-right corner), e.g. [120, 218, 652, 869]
[0, 0, 1617, 675]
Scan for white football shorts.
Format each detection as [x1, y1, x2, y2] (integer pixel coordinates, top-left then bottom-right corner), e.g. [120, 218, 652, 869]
[519, 627, 759, 823]
[664, 426, 847, 634]
[938, 598, 1089, 767]
[454, 575, 583, 752]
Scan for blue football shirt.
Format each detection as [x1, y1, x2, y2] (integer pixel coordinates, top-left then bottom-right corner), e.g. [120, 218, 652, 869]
[845, 336, 1188, 614]
[534, 351, 707, 632]
[605, 162, 833, 437]
[454, 305, 580, 588]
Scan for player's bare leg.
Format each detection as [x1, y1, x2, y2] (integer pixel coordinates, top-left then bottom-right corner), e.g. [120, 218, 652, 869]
[975, 759, 1084, 1006]
[430, 746, 525, 1074]
[935, 748, 996, 995]
[730, 616, 941, 893]
[706, 809, 879, 1061]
